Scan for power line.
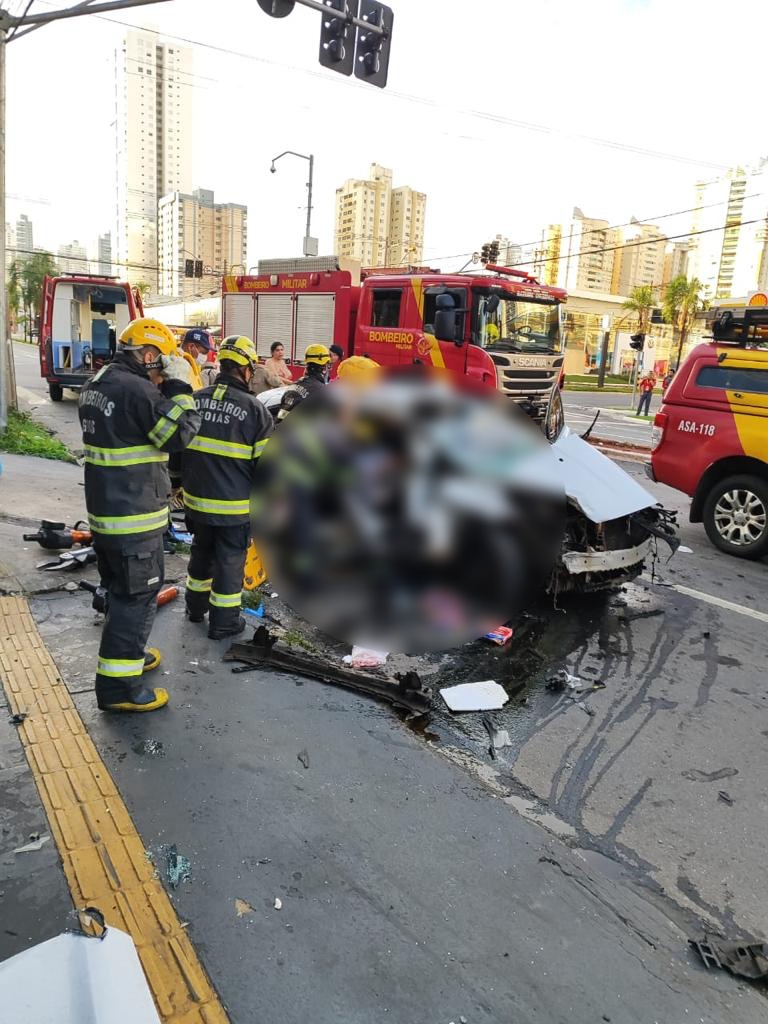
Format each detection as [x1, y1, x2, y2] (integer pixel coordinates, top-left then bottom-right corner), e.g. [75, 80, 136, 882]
[23, 3, 730, 172]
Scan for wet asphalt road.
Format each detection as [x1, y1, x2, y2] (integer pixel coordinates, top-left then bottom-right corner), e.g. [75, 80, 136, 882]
[18, 465, 767, 1022]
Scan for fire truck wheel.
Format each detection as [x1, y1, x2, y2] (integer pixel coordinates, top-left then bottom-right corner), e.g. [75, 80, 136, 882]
[702, 474, 768, 559]
[48, 383, 64, 402]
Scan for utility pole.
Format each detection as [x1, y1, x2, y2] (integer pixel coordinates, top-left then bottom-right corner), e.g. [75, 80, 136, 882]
[0, 0, 170, 431]
[270, 151, 317, 257]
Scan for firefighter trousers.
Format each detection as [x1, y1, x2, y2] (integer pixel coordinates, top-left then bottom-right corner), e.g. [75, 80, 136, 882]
[93, 533, 164, 707]
[185, 518, 250, 630]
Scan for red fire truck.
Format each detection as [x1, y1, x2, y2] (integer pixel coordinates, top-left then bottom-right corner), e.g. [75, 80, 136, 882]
[38, 275, 144, 401]
[221, 263, 565, 417]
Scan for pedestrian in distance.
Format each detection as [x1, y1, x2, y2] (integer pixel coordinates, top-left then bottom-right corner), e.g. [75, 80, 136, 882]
[78, 318, 201, 713]
[264, 341, 294, 386]
[662, 369, 674, 393]
[182, 336, 275, 640]
[636, 371, 657, 416]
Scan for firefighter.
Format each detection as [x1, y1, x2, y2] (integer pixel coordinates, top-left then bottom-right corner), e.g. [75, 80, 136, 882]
[78, 317, 201, 713]
[180, 328, 213, 391]
[277, 343, 331, 420]
[182, 335, 274, 639]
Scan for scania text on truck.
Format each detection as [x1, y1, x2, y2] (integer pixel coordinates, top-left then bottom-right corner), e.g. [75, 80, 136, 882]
[38, 274, 144, 401]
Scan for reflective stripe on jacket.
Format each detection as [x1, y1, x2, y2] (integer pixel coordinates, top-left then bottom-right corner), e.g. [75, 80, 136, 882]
[182, 373, 274, 526]
[78, 354, 201, 537]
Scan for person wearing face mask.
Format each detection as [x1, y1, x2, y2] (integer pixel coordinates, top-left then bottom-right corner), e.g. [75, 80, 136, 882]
[180, 328, 214, 391]
[182, 335, 274, 639]
[78, 318, 201, 713]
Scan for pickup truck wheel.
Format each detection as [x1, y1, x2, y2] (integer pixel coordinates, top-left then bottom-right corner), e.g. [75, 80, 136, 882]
[48, 383, 64, 402]
[703, 474, 768, 559]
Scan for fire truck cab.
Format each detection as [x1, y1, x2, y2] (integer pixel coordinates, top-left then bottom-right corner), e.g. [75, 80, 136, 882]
[221, 263, 566, 417]
[38, 275, 144, 401]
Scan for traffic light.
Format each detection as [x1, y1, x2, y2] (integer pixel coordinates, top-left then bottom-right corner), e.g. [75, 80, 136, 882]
[629, 333, 645, 351]
[355, 2, 394, 88]
[195, 260, 203, 279]
[319, 0, 358, 75]
[184, 259, 194, 278]
[488, 240, 500, 263]
[480, 243, 491, 264]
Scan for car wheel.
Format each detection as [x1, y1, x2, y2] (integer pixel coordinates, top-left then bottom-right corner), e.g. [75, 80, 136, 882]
[703, 474, 768, 559]
[48, 383, 64, 402]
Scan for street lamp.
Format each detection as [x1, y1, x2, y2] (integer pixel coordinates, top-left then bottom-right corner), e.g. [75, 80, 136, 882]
[270, 151, 317, 257]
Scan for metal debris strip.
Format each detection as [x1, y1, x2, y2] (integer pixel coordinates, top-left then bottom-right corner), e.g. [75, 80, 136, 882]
[690, 936, 768, 980]
[297, 749, 310, 770]
[13, 833, 51, 853]
[224, 626, 432, 715]
[165, 846, 191, 889]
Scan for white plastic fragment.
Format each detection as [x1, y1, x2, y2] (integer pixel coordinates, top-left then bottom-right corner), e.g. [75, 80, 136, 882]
[440, 680, 509, 712]
[342, 646, 389, 668]
[274, 897, 282, 910]
[678, 545, 693, 553]
[0, 925, 161, 1023]
[13, 834, 50, 853]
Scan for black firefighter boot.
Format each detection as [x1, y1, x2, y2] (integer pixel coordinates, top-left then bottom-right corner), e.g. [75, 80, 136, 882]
[208, 606, 246, 641]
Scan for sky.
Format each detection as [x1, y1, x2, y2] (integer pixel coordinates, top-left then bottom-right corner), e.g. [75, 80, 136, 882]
[6, 0, 768, 273]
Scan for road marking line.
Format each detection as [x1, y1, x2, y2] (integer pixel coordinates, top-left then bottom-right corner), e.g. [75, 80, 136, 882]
[0, 595, 229, 1024]
[647, 580, 768, 623]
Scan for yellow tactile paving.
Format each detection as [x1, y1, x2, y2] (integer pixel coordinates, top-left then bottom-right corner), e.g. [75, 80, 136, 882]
[0, 595, 229, 1023]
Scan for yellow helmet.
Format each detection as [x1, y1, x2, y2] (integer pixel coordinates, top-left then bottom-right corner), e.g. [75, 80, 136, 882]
[219, 335, 258, 370]
[119, 318, 178, 356]
[336, 356, 381, 381]
[304, 343, 331, 366]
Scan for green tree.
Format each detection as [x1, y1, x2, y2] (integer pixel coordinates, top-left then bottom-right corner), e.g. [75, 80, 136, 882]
[135, 281, 151, 299]
[6, 260, 22, 336]
[622, 284, 656, 334]
[663, 275, 706, 369]
[20, 252, 58, 342]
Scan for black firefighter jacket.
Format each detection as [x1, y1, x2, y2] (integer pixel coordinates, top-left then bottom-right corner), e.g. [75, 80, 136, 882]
[78, 354, 201, 540]
[182, 372, 274, 526]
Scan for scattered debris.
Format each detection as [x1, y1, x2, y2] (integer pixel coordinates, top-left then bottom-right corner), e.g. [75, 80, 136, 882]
[482, 715, 511, 758]
[297, 749, 310, 770]
[702, 630, 711, 639]
[440, 680, 508, 712]
[270, 592, 279, 599]
[243, 605, 266, 620]
[342, 646, 389, 668]
[577, 700, 596, 717]
[132, 739, 165, 758]
[678, 545, 693, 553]
[225, 627, 432, 714]
[689, 935, 768, 980]
[235, 899, 254, 918]
[13, 834, 50, 853]
[166, 846, 191, 889]
[273, 897, 282, 910]
[8, 712, 28, 726]
[545, 669, 582, 693]
[718, 790, 734, 806]
[484, 626, 514, 646]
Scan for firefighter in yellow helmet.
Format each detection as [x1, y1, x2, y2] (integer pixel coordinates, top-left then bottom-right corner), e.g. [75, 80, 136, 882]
[335, 355, 381, 382]
[182, 335, 274, 639]
[277, 343, 331, 420]
[78, 317, 201, 713]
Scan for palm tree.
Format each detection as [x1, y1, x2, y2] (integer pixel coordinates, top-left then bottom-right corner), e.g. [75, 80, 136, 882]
[622, 284, 656, 334]
[20, 252, 58, 342]
[663, 275, 705, 369]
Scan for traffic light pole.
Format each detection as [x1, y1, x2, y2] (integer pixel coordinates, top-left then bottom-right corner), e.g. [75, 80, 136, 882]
[0, 0, 170, 432]
[291, 0, 386, 36]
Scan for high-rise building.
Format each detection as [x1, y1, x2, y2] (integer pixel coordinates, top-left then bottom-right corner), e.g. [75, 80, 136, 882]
[492, 234, 523, 266]
[57, 240, 88, 275]
[15, 214, 33, 264]
[687, 162, 768, 300]
[97, 232, 112, 277]
[612, 219, 666, 295]
[115, 29, 193, 293]
[158, 188, 247, 299]
[535, 209, 620, 293]
[662, 241, 690, 288]
[334, 163, 426, 268]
